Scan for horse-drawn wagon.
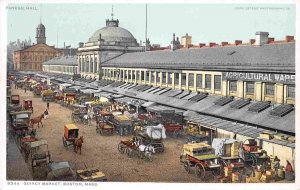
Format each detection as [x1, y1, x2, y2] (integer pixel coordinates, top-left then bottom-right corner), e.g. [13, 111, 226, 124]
[180, 142, 223, 179]
[22, 99, 33, 113]
[7, 95, 22, 112]
[42, 89, 54, 102]
[71, 104, 91, 125]
[238, 139, 270, 167]
[96, 111, 114, 135]
[118, 137, 155, 162]
[62, 124, 79, 147]
[76, 167, 107, 181]
[23, 139, 51, 172]
[46, 161, 76, 181]
[9, 111, 32, 140]
[135, 123, 166, 153]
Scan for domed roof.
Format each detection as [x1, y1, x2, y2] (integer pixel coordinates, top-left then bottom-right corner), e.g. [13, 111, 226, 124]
[37, 23, 45, 29]
[88, 19, 137, 46]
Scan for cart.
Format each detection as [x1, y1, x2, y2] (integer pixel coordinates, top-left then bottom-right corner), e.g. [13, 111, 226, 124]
[111, 114, 133, 136]
[71, 104, 91, 125]
[22, 99, 33, 113]
[96, 111, 114, 135]
[9, 111, 32, 140]
[180, 142, 223, 179]
[76, 164, 107, 181]
[136, 123, 166, 153]
[238, 139, 270, 167]
[62, 124, 79, 148]
[24, 139, 51, 172]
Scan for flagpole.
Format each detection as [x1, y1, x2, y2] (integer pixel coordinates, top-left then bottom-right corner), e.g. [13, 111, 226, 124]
[145, 4, 147, 52]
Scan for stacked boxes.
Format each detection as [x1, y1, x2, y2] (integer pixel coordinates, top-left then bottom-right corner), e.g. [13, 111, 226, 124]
[260, 174, 271, 183]
[255, 169, 262, 181]
[224, 166, 233, 178]
[231, 142, 239, 157]
[232, 172, 240, 182]
[246, 176, 259, 183]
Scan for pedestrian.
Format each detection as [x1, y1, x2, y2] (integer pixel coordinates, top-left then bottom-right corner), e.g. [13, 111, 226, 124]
[24, 87, 27, 93]
[274, 156, 280, 178]
[44, 109, 48, 119]
[285, 160, 294, 181]
[47, 101, 49, 110]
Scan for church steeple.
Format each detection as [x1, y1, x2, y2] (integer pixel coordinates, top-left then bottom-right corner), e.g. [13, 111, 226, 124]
[36, 23, 46, 44]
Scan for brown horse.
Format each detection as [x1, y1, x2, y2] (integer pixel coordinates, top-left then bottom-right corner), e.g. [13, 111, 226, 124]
[73, 136, 84, 155]
[30, 114, 44, 128]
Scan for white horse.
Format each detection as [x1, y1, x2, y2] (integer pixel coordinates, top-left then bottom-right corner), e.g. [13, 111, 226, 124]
[138, 144, 155, 161]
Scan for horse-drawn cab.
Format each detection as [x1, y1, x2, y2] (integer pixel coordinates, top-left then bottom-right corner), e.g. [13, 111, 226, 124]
[71, 104, 90, 124]
[96, 111, 114, 135]
[62, 124, 79, 147]
[23, 99, 33, 113]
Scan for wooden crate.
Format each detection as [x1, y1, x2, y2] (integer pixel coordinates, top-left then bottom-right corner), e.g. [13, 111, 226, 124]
[232, 172, 240, 182]
[259, 132, 273, 140]
[219, 176, 231, 183]
[246, 176, 260, 183]
[255, 170, 262, 181]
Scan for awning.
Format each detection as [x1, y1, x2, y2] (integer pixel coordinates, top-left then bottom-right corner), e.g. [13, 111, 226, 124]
[141, 101, 157, 108]
[147, 105, 184, 114]
[94, 91, 112, 98]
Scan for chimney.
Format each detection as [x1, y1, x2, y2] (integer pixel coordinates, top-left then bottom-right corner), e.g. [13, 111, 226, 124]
[221, 42, 228, 46]
[255, 31, 269, 46]
[285, 35, 294, 42]
[209, 42, 216, 47]
[199, 43, 206, 48]
[249, 39, 255, 44]
[235, 40, 242, 45]
[268, 37, 275, 43]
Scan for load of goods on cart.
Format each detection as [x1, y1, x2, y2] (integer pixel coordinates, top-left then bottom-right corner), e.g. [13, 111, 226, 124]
[185, 121, 214, 144]
[180, 142, 223, 180]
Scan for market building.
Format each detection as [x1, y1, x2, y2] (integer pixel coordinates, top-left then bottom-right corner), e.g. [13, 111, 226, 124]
[77, 15, 144, 80]
[42, 55, 78, 75]
[13, 23, 61, 71]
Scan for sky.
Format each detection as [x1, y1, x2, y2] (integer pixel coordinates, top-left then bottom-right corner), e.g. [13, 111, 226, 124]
[6, 3, 296, 48]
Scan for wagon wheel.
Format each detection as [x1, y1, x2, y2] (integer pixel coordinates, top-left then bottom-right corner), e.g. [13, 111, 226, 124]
[126, 148, 133, 158]
[195, 163, 206, 179]
[62, 136, 67, 147]
[160, 143, 165, 153]
[118, 143, 125, 154]
[183, 161, 191, 174]
[212, 161, 222, 177]
[246, 154, 257, 167]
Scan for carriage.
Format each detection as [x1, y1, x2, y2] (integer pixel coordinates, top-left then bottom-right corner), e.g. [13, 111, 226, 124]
[135, 123, 166, 153]
[180, 142, 223, 179]
[62, 124, 79, 148]
[238, 139, 270, 166]
[62, 93, 77, 107]
[23, 139, 51, 172]
[106, 114, 133, 136]
[9, 111, 32, 139]
[71, 104, 91, 125]
[22, 99, 33, 113]
[42, 89, 54, 102]
[96, 111, 114, 135]
[118, 137, 155, 162]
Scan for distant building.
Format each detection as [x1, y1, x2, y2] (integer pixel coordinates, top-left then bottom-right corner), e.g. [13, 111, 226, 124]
[181, 33, 192, 48]
[77, 15, 144, 80]
[13, 23, 61, 71]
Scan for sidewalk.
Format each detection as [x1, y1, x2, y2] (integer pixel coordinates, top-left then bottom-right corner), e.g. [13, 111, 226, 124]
[6, 134, 33, 180]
